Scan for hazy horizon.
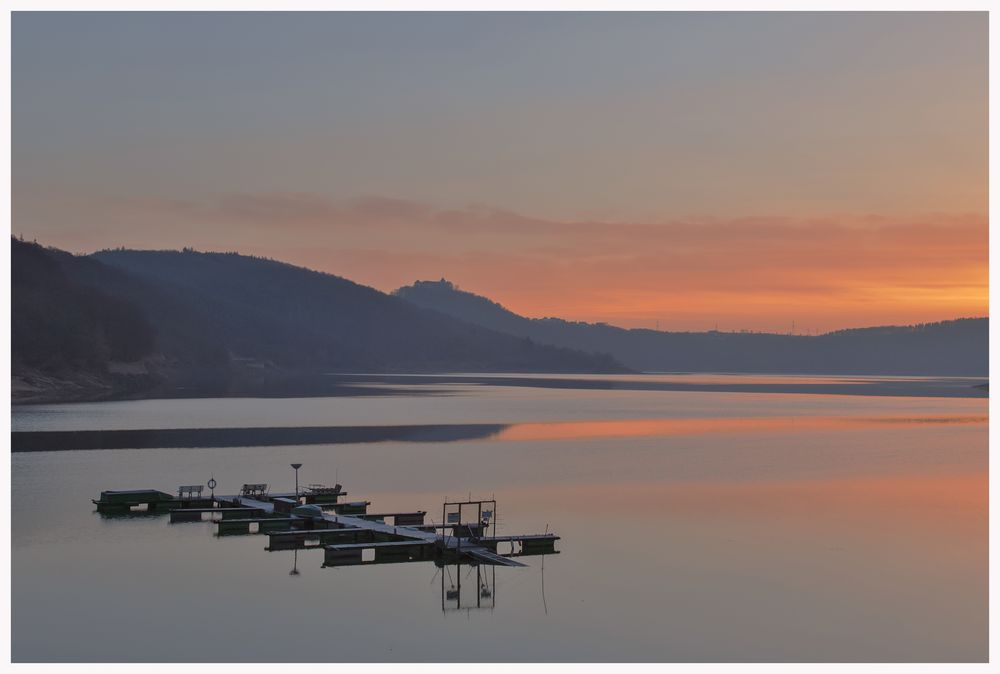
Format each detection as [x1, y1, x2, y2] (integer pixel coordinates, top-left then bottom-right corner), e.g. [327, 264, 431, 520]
[17, 236, 986, 335]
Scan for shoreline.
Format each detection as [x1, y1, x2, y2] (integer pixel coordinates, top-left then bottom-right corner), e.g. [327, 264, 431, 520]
[12, 372, 987, 406]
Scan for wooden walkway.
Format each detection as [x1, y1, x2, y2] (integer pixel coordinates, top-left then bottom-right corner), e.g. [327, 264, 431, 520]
[464, 548, 527, 567]
[227, 495, 530, 567]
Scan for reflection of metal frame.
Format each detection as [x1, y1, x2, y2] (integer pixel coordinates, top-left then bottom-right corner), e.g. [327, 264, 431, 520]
[441, 562, 496, 614]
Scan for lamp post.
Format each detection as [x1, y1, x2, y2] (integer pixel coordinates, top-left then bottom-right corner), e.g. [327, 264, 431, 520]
[291, 463, 303, 502]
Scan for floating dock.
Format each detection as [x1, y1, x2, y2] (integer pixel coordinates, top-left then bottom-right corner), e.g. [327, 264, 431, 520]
[92, 487, 214, 513]
[93, 480, 559, 571]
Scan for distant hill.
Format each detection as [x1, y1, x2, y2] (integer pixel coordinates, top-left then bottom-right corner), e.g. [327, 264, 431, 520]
[11, 240, 627, 402]
[394, 279, 988, 376]
[12, 238, 156, 372]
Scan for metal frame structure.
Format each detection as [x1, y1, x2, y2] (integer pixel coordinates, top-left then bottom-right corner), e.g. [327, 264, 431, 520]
[441, 498, 496, 554]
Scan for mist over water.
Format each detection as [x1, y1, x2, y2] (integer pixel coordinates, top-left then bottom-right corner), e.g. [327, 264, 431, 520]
[11, 375, 987, 662]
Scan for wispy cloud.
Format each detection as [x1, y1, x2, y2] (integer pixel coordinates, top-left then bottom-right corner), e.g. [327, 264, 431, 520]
[16, 191, 987, 332]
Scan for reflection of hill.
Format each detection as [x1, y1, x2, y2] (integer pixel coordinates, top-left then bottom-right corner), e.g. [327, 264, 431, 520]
[326, 373, 988, 399]
[12, 422, 511, 451]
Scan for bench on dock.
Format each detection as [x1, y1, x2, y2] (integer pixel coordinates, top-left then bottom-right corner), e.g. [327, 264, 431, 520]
[177, 485, 203, 499]
[239, 483, 269, 499]
[304, 484, 344, 503]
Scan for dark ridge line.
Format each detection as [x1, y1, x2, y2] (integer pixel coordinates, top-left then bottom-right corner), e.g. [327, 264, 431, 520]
[11, 423, 510, 452]
[323, 374, 990, 398]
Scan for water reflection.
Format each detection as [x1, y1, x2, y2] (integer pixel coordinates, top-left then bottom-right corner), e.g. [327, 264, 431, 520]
[94, 508, 165, 520]
[13, 422, 509, 451]
[11, 378, 987, 661]
[11, 374, 987, 437]
[325, 373, 988, 398]
[497, 413, 986, 442]
[439, 563, 495, 614]
[13, 412, 986, 451]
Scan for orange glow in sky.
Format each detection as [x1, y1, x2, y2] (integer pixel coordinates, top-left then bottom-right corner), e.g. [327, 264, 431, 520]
[18, 197, 985, 332]
[13, 13, 987, 333]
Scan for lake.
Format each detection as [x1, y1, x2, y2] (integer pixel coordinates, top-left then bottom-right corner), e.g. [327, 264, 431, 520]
[10, 374, 988, 662]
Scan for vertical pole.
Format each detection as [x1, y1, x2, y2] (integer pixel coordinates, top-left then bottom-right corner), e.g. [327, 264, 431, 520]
[290, 463, 303, 503]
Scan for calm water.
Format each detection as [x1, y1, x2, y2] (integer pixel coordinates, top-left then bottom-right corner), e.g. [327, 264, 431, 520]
[11, 375, 988, 662]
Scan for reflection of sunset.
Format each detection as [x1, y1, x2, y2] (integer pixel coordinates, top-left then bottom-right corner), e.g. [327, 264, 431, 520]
[504, 472, 987, 518]
[497, 414, 987, 442]
[499, 472, 987, 556]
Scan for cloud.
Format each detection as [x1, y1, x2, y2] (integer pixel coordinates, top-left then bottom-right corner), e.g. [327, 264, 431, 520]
[15, 191, 987, 331]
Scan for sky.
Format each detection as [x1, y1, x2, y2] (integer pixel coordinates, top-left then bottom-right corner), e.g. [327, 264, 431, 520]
[12, 12, 987, 332]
